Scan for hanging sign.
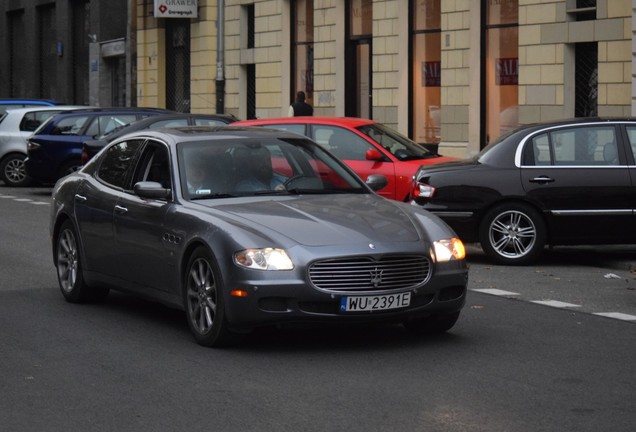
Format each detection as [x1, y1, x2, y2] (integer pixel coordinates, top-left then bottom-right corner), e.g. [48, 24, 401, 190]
[154, 0, 198, 18]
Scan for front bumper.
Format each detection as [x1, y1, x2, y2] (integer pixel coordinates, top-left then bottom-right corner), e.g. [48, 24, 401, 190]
[223, 264, 468, 331]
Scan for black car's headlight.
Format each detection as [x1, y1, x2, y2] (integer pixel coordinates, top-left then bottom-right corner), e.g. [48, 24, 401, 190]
[432, 238, 466, 262]
[234, 248, 294, 270]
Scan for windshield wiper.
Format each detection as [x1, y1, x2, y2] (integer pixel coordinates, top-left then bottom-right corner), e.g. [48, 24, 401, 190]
[191, 192, 237, 200]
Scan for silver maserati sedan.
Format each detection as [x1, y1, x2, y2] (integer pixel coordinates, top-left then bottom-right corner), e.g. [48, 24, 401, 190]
[50, 126, 468, 347]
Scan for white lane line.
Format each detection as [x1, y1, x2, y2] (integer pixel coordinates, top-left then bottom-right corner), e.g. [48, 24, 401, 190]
[531, 300, 581, 308]
[0, 195, 16, 199]
[30, 201, 50, 205]
[14, 198, 33, 202]
[593, 312, 636, 321]
[471, 288, 520, 296]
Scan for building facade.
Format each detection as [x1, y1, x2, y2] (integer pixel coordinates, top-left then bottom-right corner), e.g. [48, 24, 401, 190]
[2, 1, 634, 158]
[0, 0, 133, 107]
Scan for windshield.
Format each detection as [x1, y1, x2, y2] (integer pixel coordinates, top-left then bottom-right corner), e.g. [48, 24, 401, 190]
[357, 123, 436, 161]
[177, 136, 369, 200]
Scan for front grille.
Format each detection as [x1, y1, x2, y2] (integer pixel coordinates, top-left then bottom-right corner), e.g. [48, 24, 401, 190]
[309, 255, 431, 294]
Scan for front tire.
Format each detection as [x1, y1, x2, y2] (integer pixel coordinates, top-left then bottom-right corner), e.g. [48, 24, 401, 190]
[479, 202, 546, 265]
[55, 220, 109, 302]
[0, 154, 32, 187]
[184, 247, 238, 347]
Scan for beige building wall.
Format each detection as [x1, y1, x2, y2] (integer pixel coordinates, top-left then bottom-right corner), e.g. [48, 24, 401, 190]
[136, 1, 165, 109]
[190, 3, 219, 113]
[440, 0, 473, 157]
[519, 0, 632, 124]
[134, 1, 633, 159]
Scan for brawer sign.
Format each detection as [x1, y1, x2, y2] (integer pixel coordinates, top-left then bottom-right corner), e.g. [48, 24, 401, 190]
[154, 0, 198, 18]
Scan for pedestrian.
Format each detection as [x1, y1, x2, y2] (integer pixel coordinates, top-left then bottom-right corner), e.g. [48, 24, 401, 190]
[288, 91, 313, 117]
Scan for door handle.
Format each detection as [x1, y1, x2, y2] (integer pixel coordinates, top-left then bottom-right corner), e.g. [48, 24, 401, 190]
[74, 194, 87, 202]
[114, 205, 128, 214]
[529, 176, 555, 184]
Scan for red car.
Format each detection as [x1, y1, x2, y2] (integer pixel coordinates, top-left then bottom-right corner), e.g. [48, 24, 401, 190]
[234, 117, 456, 201]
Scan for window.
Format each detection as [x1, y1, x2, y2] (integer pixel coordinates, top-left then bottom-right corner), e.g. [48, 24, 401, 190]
[97, 139, 143, 188]
[624, 127, 636, 160]
[52, 116, 90, 135]
[574, 43, 597, 117]
[411, 0, 441, 148]
[291, 0, 314, 107]
[483, 0, 518, 147]
[525, 126, 618, 166]
[20, 110, 60, 132]
[133, 142, 172, 192]
[86, 114, 138, 137]
[311, 126, 373, 160]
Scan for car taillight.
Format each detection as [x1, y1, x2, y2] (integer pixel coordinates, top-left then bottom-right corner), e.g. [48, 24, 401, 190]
[81, 150, 88, 164]
[412, 182, 435, 199]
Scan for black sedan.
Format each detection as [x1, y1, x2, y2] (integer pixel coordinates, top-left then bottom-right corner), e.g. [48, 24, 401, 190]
[80, 112, 239, 163]
[50, 126, 468, 346]
[412, 118, 636, 265]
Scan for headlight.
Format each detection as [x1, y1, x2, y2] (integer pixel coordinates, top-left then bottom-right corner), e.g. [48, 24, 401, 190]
[233, 248, 294, 270]
[432, 238, 466, 262]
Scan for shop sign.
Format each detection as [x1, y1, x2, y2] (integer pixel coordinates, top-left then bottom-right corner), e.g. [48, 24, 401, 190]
[154, 0, 198, 18]
[496, 57, 518, 85]
[422, 61, 441, 87]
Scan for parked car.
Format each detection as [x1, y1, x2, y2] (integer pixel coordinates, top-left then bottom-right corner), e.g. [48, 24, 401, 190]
[50, 126, 468, 347]
[80, 112, 239, 163]
[233, 117, 457, 202]
[25, 107, 171, 184]
[411, 118, 636, 265]
[0, 106, 86, 186]
[0, 98, 66, 115]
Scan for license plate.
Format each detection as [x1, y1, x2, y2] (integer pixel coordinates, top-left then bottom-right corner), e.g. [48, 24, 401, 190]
[340, 292, 411, 312]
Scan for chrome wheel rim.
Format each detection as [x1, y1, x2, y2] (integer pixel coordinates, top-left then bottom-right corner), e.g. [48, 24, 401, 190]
[186, 258, 218, 335]
[488, 210, 536, 259]
[5, 158, 26, 184]
[57, 229, 78, 292]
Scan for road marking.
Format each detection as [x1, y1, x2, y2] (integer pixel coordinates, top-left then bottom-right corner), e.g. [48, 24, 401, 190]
[471, 288, 520, 296]
[593, 312, 636, 321]
[531, 300, 581, 308]
[0, 194, 50, 205]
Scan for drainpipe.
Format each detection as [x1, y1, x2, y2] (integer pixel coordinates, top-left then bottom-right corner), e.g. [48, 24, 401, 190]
[215, 0, 225, 113]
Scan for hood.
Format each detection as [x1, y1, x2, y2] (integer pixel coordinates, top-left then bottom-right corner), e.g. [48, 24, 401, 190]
[209, 194, 422, 247]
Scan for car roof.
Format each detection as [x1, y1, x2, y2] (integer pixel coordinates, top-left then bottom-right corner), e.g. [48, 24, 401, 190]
[2, 106, 87, 115]
[0, 98, 65, 105]
[53, 107, 172, 115]
[117, 125, 309, 144]
[235, 116, 377, 128]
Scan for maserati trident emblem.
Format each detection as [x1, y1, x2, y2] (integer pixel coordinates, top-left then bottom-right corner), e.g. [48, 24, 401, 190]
[369, 243, 376, 249]
[370, 267, 383, 289]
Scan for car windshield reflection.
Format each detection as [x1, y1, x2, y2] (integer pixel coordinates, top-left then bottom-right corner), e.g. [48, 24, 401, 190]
[178, 137, 368, 199]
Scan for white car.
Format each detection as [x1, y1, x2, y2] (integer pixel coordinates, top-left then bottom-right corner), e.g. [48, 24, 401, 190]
[0, 106, 85, 186]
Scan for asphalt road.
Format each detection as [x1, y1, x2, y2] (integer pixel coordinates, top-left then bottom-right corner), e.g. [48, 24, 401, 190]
[1, 186, 635, 432]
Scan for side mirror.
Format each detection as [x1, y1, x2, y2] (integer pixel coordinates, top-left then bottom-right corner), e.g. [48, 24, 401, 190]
[134, 181, 171, 200]
[366, 149, 384, 161]
[366, 174, 388, 192]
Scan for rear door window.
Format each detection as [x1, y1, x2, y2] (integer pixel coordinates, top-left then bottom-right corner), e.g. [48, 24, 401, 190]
[97, 139, 145, 188]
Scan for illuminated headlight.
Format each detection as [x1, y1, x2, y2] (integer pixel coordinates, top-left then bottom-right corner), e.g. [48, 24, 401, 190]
[234, 248, 294, 270]
[432, 238, 466, 262]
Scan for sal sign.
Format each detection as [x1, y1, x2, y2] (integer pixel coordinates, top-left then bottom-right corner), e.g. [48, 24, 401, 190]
[154, 0, 198, 18]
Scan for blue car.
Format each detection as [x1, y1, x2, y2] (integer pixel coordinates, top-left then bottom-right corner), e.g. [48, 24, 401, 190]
[25, 107, 171, 184]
